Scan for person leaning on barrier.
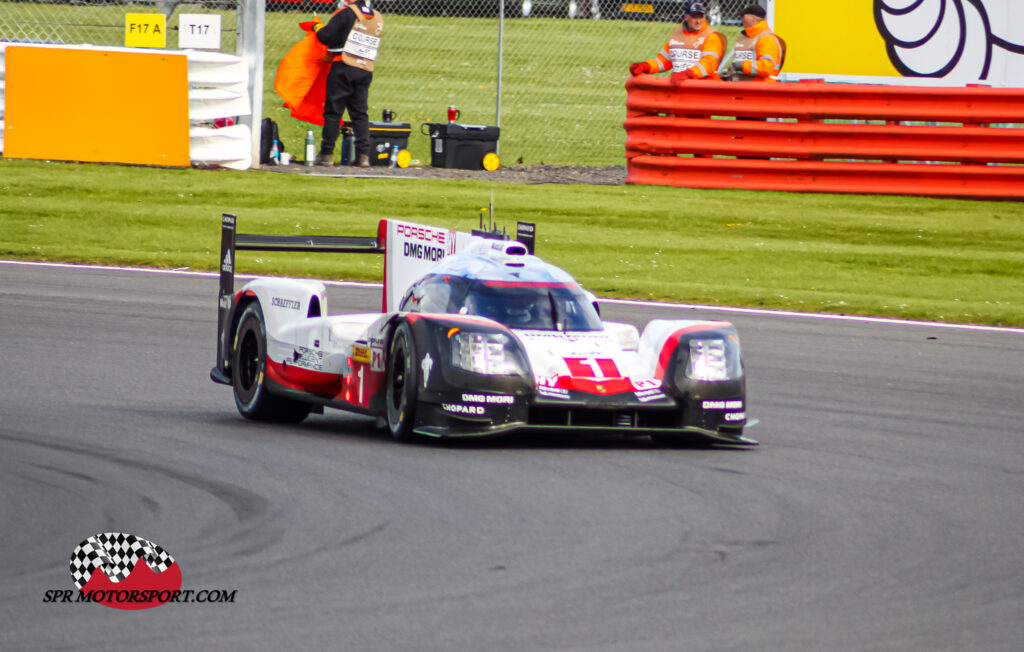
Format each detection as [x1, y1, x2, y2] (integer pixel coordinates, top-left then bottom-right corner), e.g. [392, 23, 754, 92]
[305, 0, 383, 167]
[628, 2, 726, 82]
[729, 4, 785, 82]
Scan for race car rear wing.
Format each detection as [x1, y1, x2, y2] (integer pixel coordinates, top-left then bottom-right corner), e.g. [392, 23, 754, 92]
[216, 213, 536, 374]
[217, 213, 385, 375]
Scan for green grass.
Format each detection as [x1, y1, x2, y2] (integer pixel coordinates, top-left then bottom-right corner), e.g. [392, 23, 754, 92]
[3, 158, 1024, 327]
[2, 2, 732, 164]
[264, 13, 709, 166]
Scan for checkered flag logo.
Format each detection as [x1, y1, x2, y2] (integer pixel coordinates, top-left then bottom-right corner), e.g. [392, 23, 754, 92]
[69, 533, 176, 590]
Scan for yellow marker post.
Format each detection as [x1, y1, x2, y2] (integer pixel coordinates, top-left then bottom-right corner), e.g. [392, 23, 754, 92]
[125, 14, 166, 49]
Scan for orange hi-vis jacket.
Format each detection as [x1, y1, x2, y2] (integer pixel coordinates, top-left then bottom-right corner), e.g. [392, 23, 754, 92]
[733, 19, 785, 82]
[329, 4, 383, 72]
[644, 22, 725, 80]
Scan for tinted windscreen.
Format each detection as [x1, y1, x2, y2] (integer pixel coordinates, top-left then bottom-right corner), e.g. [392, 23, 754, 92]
[457, 283, 602, 331]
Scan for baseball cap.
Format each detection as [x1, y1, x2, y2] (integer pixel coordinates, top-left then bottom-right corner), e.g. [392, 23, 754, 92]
[684, 2, 706, 14]
[740, 4, 766, 19]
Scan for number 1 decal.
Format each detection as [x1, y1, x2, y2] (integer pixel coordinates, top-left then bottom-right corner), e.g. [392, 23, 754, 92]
[564, 357, 620, 379]
[355, 364, 364, 405]
[347, 361, 372, 408]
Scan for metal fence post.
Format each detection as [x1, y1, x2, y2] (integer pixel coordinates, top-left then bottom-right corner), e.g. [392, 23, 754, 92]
[496, 0, 504, 156]
[237, 0, 265, 168]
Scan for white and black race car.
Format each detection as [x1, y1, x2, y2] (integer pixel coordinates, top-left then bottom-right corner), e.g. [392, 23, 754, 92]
[210, 215, 755, 446]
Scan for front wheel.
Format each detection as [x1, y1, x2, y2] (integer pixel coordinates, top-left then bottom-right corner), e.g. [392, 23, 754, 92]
[385, 322, 419, 441]
[232, 302, 311, 423]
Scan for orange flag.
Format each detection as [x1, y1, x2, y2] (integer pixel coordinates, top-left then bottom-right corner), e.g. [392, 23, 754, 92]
[274, 27, 332, 126]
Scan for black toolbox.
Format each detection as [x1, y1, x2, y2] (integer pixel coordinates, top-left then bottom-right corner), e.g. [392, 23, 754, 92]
[367, 121, 411, 166]
[421, 123, 500, 170]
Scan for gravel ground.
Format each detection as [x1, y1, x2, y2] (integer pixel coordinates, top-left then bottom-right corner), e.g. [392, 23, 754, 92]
[266, 161, 628, 185]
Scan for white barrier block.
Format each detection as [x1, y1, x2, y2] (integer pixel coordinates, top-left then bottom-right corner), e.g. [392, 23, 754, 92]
[190, 124, 252, 170]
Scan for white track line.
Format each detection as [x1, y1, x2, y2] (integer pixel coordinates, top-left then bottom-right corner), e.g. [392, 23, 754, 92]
[0, 259, 380, 288]
[597, 298, 1024, 334]
[3, 259, 1022, 335]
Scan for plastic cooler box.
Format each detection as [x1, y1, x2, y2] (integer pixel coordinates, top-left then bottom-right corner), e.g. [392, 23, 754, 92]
[422, 123, 500, 170]
[366, 121, 411, 166]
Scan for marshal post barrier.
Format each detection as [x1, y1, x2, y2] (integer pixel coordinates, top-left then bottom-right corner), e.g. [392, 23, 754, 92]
[624, 77, 1024, 199]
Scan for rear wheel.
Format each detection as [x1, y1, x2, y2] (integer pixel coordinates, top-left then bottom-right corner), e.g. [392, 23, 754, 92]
[385, 322, 419, 441]
[233, 302, 311, 423]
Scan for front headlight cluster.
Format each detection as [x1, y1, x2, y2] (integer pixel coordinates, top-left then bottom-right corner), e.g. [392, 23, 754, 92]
[450, 331, 528, 376]
[683, 337, 742, 382]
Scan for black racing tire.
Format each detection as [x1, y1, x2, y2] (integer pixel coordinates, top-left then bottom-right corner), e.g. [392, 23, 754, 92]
[232, 302, 311, 423]
[385, 322, 419, 441]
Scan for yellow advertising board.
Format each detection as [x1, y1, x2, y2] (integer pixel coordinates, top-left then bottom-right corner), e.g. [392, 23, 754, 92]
[773, 1, 897, 77]
[768, 0, 1024, 86]
[3, 46, 189, 166]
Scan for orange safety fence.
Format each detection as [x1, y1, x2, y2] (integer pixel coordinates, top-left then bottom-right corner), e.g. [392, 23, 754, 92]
[623, 77, 1024, 199]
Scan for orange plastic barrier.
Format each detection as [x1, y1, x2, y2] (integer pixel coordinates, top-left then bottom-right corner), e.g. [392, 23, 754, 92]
[624, 77, 1024, 199]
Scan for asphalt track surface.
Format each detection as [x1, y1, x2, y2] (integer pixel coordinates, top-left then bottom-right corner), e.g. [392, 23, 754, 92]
[2, 262, 1023, 651]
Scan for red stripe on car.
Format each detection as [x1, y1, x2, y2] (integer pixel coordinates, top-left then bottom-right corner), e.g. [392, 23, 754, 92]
[266, 357, 343, 395]
[483, 281, 574, 288]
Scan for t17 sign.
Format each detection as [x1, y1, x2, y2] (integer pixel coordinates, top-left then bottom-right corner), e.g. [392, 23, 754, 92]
[178, 14, 222, 51]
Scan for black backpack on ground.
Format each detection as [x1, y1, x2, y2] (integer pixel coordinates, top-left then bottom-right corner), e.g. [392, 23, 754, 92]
[259, 118, 285, 165]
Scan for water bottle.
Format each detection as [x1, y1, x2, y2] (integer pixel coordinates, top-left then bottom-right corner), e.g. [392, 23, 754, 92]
[389, 144, 399, 168]
[270, 139, 280, 164]
[305, 130, 316, 166]
[340, 127, 352, 165]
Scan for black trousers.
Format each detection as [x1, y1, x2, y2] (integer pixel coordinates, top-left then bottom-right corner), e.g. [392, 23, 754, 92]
[321, 61, 373, 157]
